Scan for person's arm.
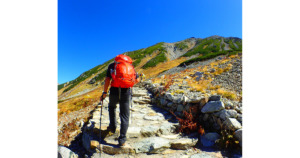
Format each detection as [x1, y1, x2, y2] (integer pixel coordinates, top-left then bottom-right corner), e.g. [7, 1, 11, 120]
[136, 77, 141, 83]
[100, 77, 111, 101]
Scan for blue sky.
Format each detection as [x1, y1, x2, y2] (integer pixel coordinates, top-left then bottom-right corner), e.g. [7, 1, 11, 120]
[58, 0, 242, 84]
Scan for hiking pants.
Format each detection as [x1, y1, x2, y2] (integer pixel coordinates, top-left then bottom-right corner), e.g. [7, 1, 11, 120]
[108, 87, 131, 144]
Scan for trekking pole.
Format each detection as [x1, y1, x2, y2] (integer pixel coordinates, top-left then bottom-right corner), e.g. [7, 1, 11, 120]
[98, 100, 103, 156]
[130, 88, 133, 124]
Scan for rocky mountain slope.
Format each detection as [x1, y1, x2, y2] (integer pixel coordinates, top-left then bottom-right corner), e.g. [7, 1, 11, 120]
[58, 35, 242, 158]
[58, 36, 242, 101]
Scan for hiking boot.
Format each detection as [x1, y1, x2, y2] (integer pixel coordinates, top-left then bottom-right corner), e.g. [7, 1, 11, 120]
[106, 126, 116, 133]
[118, 142, 126, 147]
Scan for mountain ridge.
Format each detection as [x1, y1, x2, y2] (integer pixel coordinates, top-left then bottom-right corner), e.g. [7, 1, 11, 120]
[58, 35, 242, 100]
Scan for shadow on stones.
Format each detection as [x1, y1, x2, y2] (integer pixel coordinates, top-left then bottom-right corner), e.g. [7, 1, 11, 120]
[67, 103, 105, 157]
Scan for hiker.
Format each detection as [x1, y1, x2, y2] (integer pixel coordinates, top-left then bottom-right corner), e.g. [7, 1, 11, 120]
[100, 54, 140, 147]
[140, 73, 145, 82]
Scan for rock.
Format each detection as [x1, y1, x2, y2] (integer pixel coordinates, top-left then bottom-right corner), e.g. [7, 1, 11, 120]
[196, 76, 202, 81]
[199, 97, 209, 108]
[190, 153, 213, 158]
[170, 138, 197, 150]
[203, 114, 209, 121]
[173, 94, 183, 103]
[223, 118, 242, 131]
[217, 109, 238, 120]
[159, 123, 175, 134]
[166, 102, 173, 107]
[235, 107, 241, 113]
[151, 98, 156, 104]
[189, 96, 202, 103]
[90, 140, 99, 150]
[141, 126, 160, 137]
[58, 146, 78, 158]
[177, 104, 184, 112]
[224, 101, 234, 109]
[238, 103, 242, 107]
[127, 127, 141, 138]
[201, 101, 225, 113]
[144, 80, 152, 85]
[182, 96, 190, 104]
[102, 144, 135, 155]
[88, 78, 96, 84]
[237, 114, 242, 125]
[134, 137, 170, 153]
[165, 92, 173, 101]
[234, 129, 242, 147]
[132, 93, 148, 97]
[195, 72, 204, 76]
[210, 68, 216, 73]
[160, 98, 168, 106]
[143, 115, 164, 121]
[200, 133, 221, 147]
[209, 95, 221, 101]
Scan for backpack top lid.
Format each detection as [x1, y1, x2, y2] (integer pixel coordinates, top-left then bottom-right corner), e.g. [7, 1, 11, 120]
[115, 54, 133, 64]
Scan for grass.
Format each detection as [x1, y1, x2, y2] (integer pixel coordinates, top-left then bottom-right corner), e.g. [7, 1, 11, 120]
[142, 57, 187, 78]
[58, 87, 102, 116]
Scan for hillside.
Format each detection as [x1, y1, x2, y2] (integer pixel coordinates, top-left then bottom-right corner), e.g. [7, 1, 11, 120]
[58, 36, 241, 101]
[57, 35, 242, 157]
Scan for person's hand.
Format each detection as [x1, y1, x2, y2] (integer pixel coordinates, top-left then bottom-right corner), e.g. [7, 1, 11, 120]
[100, 93, 107, 101]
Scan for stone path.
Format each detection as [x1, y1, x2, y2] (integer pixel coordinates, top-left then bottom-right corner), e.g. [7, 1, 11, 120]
[80, 84, 223, 158]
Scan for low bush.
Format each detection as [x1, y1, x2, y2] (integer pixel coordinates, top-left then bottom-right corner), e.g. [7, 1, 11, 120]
[175, 42, 188, 50]
[142, 52, 167, 69]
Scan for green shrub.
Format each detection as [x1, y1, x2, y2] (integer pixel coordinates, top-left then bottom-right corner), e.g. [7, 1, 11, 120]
[182, 38, 215, 57]
[142, 53, 167, 69]
[226, 38, 242, 51]
[175, 42, 188, 50]
[62, 58, 114, 93]
[127, 42, 166, 66]
[94, 70, 107, 82]
[221, 43, 225, 50]
[180, 51, 228, 66]
[58, 83, 65, 91]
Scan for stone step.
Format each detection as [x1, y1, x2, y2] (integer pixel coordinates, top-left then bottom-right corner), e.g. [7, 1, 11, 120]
[133, 99, 150, 104]
[81, 86, 200, 156]
[132, 93, 148, 97]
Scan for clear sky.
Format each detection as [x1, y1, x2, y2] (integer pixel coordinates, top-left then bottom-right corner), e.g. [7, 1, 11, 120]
[58, 0, 242, 84]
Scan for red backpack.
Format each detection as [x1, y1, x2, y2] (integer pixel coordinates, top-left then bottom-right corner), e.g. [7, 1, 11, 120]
[110, 54, 136, 88]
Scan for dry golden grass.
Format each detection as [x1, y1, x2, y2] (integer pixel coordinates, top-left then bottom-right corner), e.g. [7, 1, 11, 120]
[187, 79, 212, 93]
[211, 88, 237, 100]
[67, 72, 104, 97]
[142, 57, 187, 79]
[58, 87, 103, 117]
[147, 57, 240, 101]
[58, 85, 68, 96]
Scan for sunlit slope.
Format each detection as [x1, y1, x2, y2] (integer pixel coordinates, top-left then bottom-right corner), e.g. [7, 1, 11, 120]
[58, 36, 242, 101]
